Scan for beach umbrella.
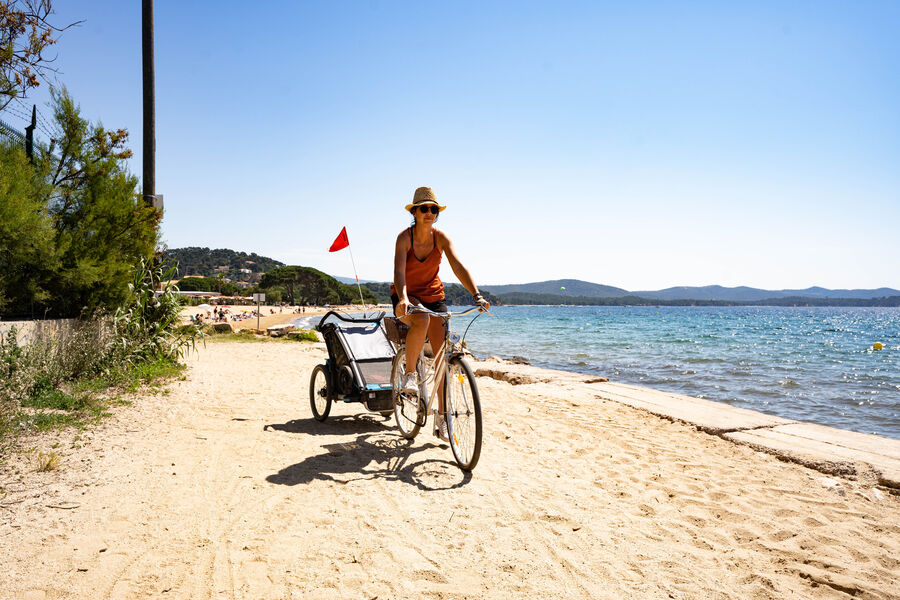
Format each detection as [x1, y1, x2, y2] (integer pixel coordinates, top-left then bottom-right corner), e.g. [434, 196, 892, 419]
[197, 303, 213, 310]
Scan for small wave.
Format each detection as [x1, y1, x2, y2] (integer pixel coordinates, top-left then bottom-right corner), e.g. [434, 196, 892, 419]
[727, 370, 753, 377]
[779, 380, 800, 387]
[643, 378, 679, 385]
[745, 388, 782, 398]
[680, 370, 697, 375]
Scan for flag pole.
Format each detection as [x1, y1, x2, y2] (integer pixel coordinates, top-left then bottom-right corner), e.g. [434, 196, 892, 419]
[347, 244, 367, 312]
[329, 226, 366, 314]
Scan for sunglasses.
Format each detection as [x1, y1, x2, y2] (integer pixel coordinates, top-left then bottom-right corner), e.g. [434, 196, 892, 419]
[416, 205, 440, 214]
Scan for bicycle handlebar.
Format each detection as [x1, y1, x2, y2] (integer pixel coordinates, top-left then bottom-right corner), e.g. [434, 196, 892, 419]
[407, 305, 492, 318]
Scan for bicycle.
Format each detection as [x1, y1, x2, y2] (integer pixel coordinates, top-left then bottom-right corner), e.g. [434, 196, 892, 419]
[389, 305, 489, 471]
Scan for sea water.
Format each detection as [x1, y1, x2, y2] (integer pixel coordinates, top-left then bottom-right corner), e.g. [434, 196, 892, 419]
[454, 306, 900, 440]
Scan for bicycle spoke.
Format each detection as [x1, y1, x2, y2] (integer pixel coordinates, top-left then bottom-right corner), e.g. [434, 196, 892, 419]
[392, 347, 424, 439]
[446, 357, 482, 471]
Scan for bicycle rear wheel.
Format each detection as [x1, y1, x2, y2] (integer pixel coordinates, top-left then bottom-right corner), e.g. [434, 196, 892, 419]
[392, 348, 424, 439]
[445, 356, 482, 471]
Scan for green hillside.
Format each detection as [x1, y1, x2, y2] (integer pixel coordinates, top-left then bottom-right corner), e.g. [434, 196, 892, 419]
[482, 279, 629, 298]
[165, 247, 284, 278]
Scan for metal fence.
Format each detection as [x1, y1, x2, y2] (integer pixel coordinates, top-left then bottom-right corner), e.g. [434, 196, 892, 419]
[0, 117, 26, 145]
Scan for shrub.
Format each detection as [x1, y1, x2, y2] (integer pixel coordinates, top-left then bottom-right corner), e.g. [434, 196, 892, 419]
[114, 257, 201, 363]
[1, 255, 200, 450]
[293, 330, 319, 342]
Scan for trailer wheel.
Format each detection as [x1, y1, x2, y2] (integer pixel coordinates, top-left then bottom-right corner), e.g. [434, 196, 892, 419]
[310, 364, 332, 421]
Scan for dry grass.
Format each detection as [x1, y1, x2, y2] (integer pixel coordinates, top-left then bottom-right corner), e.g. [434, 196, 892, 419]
[35, 450, 62, 472]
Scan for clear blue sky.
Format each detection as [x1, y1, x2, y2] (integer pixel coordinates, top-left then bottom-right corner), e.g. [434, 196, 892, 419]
[8, 1, 900, 290]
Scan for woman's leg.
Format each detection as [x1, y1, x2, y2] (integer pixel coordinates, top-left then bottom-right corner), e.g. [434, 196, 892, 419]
[400, 312, 430, 375]
[426, 315, 447, 411]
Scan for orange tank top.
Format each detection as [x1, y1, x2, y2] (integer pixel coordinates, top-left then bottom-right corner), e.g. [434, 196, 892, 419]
[391, 228, 444, 302]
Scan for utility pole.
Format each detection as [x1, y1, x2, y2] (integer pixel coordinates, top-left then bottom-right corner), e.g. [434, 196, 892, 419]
[142, 0, 156, 209]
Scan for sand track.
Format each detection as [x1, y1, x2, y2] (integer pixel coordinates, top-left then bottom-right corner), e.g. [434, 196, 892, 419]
[2, 341, 898, 599]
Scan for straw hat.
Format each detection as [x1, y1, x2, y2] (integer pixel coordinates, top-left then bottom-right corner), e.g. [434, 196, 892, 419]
[405, 186, 446, 212]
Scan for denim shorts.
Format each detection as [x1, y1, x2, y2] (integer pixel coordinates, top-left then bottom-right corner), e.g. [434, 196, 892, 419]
[390, 293, 447, 316]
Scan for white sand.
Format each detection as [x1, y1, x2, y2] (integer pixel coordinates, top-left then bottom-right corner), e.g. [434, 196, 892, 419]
[1, 340, 898, 599]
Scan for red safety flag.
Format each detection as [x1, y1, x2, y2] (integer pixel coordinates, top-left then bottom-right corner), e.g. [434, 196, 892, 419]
[329, 227, 349, 252]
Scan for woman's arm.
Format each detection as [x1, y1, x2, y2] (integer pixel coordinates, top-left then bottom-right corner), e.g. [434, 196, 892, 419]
[438, 230, 488, 306]
[393, 230, 411, 315]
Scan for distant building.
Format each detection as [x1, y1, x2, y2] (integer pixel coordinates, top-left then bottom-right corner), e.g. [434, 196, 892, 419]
[156, 291, 221, 298]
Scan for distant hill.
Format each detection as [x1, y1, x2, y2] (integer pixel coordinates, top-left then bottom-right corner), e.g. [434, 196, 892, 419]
[632, 286, 782, 302]
[779, 287, 900, 299]
[334, 276, 382, 285]
[630, 285, 900, 301]
[165, 247, 284, 278]
[482, 279, 629, 298]
[484, 279, 900, 305]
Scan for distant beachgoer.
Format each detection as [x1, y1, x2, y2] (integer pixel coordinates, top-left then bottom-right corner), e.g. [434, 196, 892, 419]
[391, 186, 489, 441]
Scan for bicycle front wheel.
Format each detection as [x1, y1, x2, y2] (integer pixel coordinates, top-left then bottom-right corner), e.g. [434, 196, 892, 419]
[392, 348, 424, 439]
[445, 356, 482, 471]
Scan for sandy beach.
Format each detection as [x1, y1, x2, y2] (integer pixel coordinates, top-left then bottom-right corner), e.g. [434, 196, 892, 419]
[180, 304, 392, 332]
[1, 340, 898, 599]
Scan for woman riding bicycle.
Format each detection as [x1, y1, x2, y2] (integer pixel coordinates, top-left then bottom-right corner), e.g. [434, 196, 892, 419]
[391, 186, 490, 440]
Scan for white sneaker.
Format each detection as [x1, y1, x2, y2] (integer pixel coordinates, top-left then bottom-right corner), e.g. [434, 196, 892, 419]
[400, 372, 418, 394]
[434, 415, 450, 442]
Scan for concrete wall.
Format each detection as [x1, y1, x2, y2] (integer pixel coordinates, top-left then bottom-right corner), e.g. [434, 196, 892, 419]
[0, 319, 78, 347]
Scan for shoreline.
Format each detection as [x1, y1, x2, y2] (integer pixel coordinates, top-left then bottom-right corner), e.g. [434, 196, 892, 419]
[182, 298, 900, 487]
[476, 356, 900, 489]
[184, 303, 898, 444]
[473, 348, 900, 443]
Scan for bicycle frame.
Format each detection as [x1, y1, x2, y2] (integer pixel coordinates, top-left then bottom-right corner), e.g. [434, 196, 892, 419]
[405, 305, 486, 419]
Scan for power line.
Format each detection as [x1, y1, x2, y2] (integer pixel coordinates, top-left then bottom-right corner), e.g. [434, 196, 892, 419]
[3, 104, 30, 122]
[35, 119, 54, 140]
[11, 97, 55, 138]
[3, 100, 56, 147]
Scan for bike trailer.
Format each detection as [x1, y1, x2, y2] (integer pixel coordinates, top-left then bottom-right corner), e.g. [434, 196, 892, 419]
[317, 311, 395, 412]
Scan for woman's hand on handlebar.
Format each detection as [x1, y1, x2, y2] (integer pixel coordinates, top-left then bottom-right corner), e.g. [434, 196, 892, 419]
[396, 296, 410, 318]
[474, 293, 491, 312]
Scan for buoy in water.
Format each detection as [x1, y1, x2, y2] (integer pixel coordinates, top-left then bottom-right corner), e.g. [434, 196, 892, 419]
[873, 342, 883, 351]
